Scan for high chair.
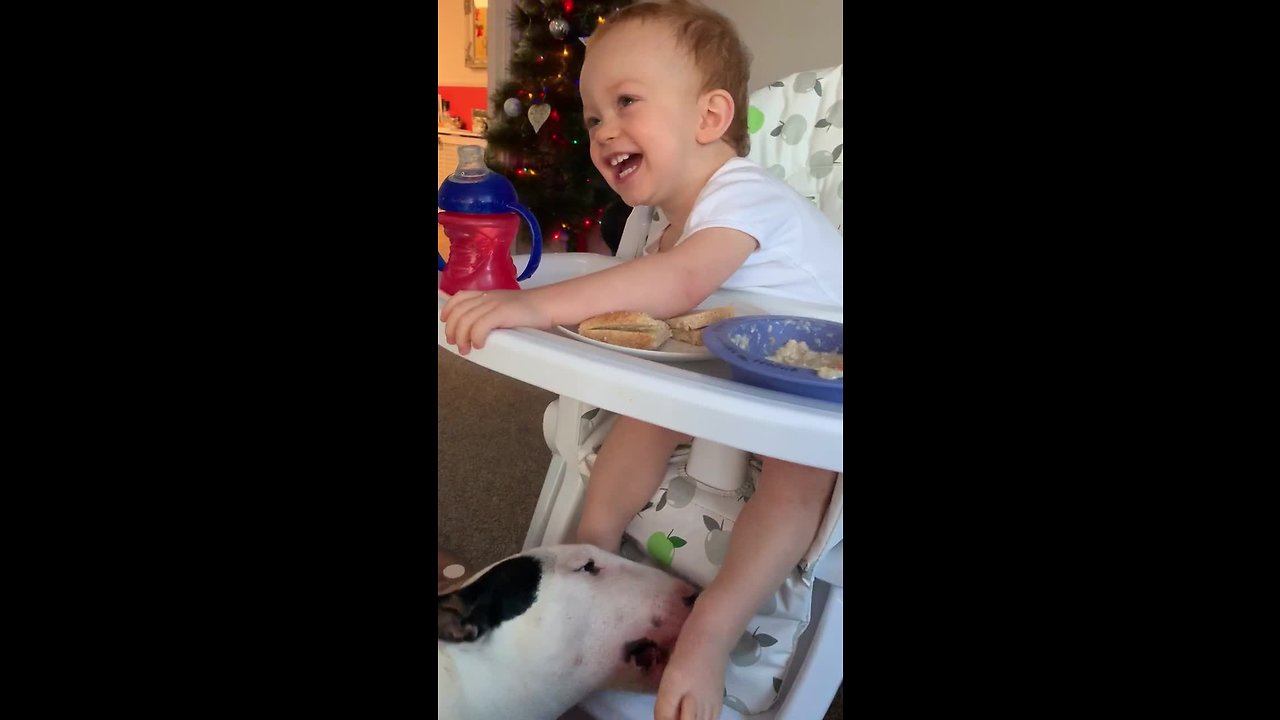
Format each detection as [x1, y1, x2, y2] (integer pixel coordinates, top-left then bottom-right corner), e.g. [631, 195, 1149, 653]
[519, 64, 839, 712]
[438, 286, 843, 720]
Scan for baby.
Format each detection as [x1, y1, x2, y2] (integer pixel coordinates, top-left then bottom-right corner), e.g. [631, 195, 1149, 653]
[441, 2, 842, 718]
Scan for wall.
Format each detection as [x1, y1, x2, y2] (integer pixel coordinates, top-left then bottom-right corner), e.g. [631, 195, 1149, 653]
[439, 0, 489, 131]
[439, 1, 488, 86]
[701, 0, 843, 92]
[438, 87, 489, 133]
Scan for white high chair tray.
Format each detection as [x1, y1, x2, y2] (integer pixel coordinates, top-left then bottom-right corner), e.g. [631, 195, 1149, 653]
[437, 253, 843, 472]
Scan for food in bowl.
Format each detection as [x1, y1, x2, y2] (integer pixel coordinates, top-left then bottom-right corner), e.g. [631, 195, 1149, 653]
[704, 315, 844, 403]
[767, 339, 844, 380]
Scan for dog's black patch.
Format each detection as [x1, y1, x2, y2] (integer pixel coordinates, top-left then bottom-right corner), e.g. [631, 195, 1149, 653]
[437, 555, 542, 642]
[622, 638, 665, 671]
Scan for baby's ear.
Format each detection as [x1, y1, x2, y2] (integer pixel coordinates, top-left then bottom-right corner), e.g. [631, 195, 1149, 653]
[696, 89, 735, 145]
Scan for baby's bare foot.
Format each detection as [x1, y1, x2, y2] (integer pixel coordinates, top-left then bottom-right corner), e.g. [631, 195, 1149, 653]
[654, 635, 729, 720]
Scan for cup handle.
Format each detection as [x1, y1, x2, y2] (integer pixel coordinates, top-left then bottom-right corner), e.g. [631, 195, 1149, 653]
[509, 202, 542, 281]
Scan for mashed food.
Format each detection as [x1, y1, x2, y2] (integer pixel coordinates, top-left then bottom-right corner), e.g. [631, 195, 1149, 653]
[768, 340, 844, 380]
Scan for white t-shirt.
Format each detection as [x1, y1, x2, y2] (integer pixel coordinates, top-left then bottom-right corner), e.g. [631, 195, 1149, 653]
[615, 157, 843, 306]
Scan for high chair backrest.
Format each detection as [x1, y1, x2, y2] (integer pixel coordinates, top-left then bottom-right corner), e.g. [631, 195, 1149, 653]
[744, 64, 844, 236]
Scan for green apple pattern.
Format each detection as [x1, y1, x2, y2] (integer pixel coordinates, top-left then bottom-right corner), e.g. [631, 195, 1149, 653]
[808, 144, 842, 179]
[792, 71, 823, 96]
[654, 476, 696, 512]
[730, 626, 778, 667]
[646, 529, 687, 567]
[769, 114, 807, 145]
[702, 515, 731, 566]
[814, 99, 843, 132]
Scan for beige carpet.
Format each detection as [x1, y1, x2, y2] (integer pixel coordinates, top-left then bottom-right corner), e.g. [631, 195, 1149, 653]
[438, 346, 842, 719]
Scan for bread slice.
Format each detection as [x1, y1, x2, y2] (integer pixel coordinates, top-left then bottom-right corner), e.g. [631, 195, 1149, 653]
[665, 306, 735, 331]
[577, 311, 671, 350]
[669, 327, 705, 346]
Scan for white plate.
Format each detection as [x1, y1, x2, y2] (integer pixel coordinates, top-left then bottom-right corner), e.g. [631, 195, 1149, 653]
[557, 296, 765, 363]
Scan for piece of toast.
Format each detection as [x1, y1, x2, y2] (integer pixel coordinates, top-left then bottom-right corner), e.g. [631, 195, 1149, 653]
[669, 327, 705, 346]
[665, 306, 736, 331]
[662, 306, 736, 345]
[577, 311, 672, 350]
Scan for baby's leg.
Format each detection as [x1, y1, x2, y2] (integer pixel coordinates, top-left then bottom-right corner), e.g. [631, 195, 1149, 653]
[655, 457, 837, 720]
[576, 415, 691, 552]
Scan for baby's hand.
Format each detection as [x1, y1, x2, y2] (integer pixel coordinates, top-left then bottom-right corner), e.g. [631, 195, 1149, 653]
[440, 289, 550, 355]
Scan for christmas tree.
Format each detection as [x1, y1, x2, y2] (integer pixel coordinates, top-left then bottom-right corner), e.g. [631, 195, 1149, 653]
[485, 0, 635, 252]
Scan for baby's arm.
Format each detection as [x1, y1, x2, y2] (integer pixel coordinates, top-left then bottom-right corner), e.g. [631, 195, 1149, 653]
[532, 227, 756, 320]
[655, 457, 837, 720]
[441, 227, 756, 353]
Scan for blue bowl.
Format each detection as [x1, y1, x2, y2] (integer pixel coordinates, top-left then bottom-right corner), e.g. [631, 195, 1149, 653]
[703, 316, 844, 403]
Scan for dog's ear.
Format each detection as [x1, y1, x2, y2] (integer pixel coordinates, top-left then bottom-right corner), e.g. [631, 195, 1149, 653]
[437, 555, 542, 643]
[438, 592, 480, 641]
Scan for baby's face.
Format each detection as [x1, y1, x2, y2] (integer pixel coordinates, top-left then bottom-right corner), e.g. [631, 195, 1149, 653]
[580, 21, 703, 209]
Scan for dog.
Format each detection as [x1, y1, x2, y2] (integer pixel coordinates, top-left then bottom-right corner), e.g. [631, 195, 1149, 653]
[438, 544, 699, 720]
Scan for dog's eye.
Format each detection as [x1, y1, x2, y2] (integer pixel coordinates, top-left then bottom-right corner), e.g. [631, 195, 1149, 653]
[575, 559, 600, 575]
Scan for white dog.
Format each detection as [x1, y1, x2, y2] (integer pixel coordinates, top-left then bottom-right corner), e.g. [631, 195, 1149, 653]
[438, 544, 698, 720]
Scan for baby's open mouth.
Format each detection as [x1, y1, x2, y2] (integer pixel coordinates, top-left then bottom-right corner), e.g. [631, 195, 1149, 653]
[608, 152, 642, 180]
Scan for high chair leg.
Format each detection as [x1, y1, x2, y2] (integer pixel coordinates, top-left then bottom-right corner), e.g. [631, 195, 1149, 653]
[523, 454, 569, 551]
[774, 582, 843, 719]
[526, 396, 599, 549]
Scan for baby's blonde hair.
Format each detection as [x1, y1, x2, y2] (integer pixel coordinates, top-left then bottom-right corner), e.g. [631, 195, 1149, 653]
[591, 0, 752, 157]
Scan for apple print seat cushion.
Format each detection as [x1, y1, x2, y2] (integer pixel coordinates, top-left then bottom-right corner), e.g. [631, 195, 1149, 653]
[745, 64, 843, 237]
[576, 414, 844, 715]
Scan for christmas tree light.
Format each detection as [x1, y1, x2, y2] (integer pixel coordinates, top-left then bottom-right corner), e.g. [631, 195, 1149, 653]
[484, 0, 634, 252]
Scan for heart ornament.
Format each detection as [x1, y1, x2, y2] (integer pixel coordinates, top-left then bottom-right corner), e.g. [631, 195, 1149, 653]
[528, 103, 551, 133]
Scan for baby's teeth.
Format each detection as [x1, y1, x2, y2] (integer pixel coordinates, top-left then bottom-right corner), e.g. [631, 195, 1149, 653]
[619, 164, 637, 178]
[610, 153, 631, 166]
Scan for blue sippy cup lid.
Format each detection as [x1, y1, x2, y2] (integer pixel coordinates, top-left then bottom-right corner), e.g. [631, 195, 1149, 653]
[438, 145, 518, 213]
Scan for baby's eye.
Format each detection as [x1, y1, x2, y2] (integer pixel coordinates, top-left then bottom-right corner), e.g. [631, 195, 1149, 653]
[585, 116, 600, 129]
[617, 95, 636, 108]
